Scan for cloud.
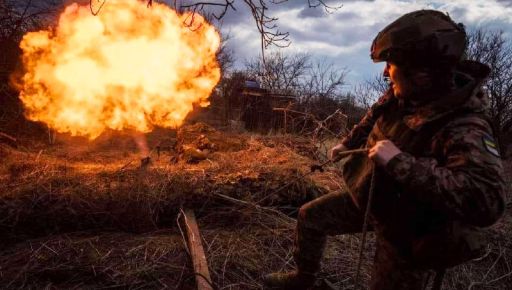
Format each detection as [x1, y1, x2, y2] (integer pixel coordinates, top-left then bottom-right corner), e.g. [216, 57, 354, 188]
[216, 0, 512, 84]
[298, 7, 325, 18]
[431, 0, 512, 24]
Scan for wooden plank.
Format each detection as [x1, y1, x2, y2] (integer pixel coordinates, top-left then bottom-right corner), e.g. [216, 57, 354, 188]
[180, 209, 213, 290]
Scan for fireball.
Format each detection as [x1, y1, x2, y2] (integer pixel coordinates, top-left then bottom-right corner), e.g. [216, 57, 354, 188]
[17, 0, 221, 139]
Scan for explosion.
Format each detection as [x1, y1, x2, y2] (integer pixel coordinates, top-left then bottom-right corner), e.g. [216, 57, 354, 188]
[17, 0, 221, 139]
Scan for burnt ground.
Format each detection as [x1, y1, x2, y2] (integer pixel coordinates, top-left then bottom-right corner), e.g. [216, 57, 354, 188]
[0, 123, 511, 289]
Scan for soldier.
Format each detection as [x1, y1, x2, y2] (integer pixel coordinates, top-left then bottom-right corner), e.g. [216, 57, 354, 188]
[263, 10, 506, 290]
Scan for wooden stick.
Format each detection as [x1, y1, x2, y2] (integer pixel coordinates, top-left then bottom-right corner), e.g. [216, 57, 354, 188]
[0, 131, 17, 148]
[214, 193, 295, 224]
[179, 209, 213, 290]
[335, 148, 369, 157]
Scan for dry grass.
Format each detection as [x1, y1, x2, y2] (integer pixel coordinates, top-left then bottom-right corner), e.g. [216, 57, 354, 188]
[0, 231, 192, 289]
[0, 124, 343, 288]
[0, 126, 333, 243]
[0, 124, 510, 289]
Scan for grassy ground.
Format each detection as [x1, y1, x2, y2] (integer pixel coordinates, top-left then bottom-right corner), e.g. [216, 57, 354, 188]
[0, 124, 510, 289]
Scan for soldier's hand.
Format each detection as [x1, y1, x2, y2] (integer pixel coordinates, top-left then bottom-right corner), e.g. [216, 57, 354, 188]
[369, 140, 401, 167]
[329, 143, 347, 160]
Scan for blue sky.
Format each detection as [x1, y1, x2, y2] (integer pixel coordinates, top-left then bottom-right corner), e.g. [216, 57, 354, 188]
[208, 0, 512, 90]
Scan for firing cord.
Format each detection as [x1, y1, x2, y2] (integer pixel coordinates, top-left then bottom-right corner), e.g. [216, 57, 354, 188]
[352, 163, 447, 290]
[354, 164, 376, 288]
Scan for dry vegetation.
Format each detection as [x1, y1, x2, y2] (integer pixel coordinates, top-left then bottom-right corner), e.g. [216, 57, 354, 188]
[0, 123, 338, 289]
[0, 123, 509, 289]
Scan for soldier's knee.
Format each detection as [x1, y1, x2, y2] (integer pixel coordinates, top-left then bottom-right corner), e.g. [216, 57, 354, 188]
[298, 203, 317, 228]
[298, 205, 309, 222]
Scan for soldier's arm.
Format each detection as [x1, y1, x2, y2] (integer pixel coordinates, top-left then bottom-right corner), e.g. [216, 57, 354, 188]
[385, 119, 506, 227]
[341, 89, 394, 149]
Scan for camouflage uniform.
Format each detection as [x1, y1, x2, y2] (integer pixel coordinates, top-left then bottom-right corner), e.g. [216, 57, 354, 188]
[294, 60, 506, 289]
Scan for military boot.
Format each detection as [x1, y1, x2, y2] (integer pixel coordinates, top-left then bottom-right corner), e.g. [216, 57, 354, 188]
[262, 270, 316, 290]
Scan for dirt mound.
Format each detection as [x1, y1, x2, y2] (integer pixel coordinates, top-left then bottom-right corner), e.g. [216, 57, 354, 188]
[177, 122, 248, 153]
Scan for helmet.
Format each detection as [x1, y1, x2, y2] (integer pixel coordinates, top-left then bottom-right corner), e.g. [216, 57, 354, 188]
[371, 10, 466, 67]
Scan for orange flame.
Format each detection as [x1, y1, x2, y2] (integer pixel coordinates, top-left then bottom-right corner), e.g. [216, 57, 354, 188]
[17, 0, 221, 139]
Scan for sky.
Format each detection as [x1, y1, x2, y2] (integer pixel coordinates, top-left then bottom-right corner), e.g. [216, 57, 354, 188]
[199, 0, 512, 89]
[19, 0, 512, 89]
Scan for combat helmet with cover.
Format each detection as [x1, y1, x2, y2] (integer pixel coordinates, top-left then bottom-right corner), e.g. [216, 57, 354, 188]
[371, 10, 466, 67]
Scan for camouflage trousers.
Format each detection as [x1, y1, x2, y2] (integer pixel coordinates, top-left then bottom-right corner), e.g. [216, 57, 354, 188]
[295, 191, 431, 290]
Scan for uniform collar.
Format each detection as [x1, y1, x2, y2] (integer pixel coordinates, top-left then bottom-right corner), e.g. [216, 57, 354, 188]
[401, 61, 490, 131]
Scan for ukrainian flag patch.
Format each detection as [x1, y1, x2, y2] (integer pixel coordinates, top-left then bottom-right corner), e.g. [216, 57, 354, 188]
[482, 135, 500, 158]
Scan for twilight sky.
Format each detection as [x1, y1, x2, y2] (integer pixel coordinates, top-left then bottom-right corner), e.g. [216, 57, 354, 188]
[199, 0, 512, 89]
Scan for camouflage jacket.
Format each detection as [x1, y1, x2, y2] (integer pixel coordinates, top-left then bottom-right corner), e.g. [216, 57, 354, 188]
[341, 60, 506, 269]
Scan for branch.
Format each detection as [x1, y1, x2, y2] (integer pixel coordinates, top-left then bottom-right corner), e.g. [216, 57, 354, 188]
[307, 0, 342, 13]
[90, 0, 106, 16]
[180, 1, 236, 20]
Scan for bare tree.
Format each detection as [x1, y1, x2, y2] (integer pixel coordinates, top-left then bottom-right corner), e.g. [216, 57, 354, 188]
[217, 32, 235, 76]
[366, 74, 389, 96]
[466, 28, 512, 155]
[244, 52, 348, 100]
[1, 0, 62, 77]
[0, 0, 61, 136]
[350, 74, 389, 110]
[91, 0, 341, 53]
[1, 0, 61, 39]
[241, 51, 351, 137]
[171, 1, 342, 51]
[301, 59, 348, 105]
[244, 51, 310, 95]
[350, 83, 377, 111]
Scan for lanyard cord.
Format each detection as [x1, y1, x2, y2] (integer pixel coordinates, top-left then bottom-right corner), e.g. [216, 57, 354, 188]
[352, 165, 446, 290]
[354, 164, 376, 288]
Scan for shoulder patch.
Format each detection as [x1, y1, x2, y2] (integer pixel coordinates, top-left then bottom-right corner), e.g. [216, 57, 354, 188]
[482, 135, 501, 158]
